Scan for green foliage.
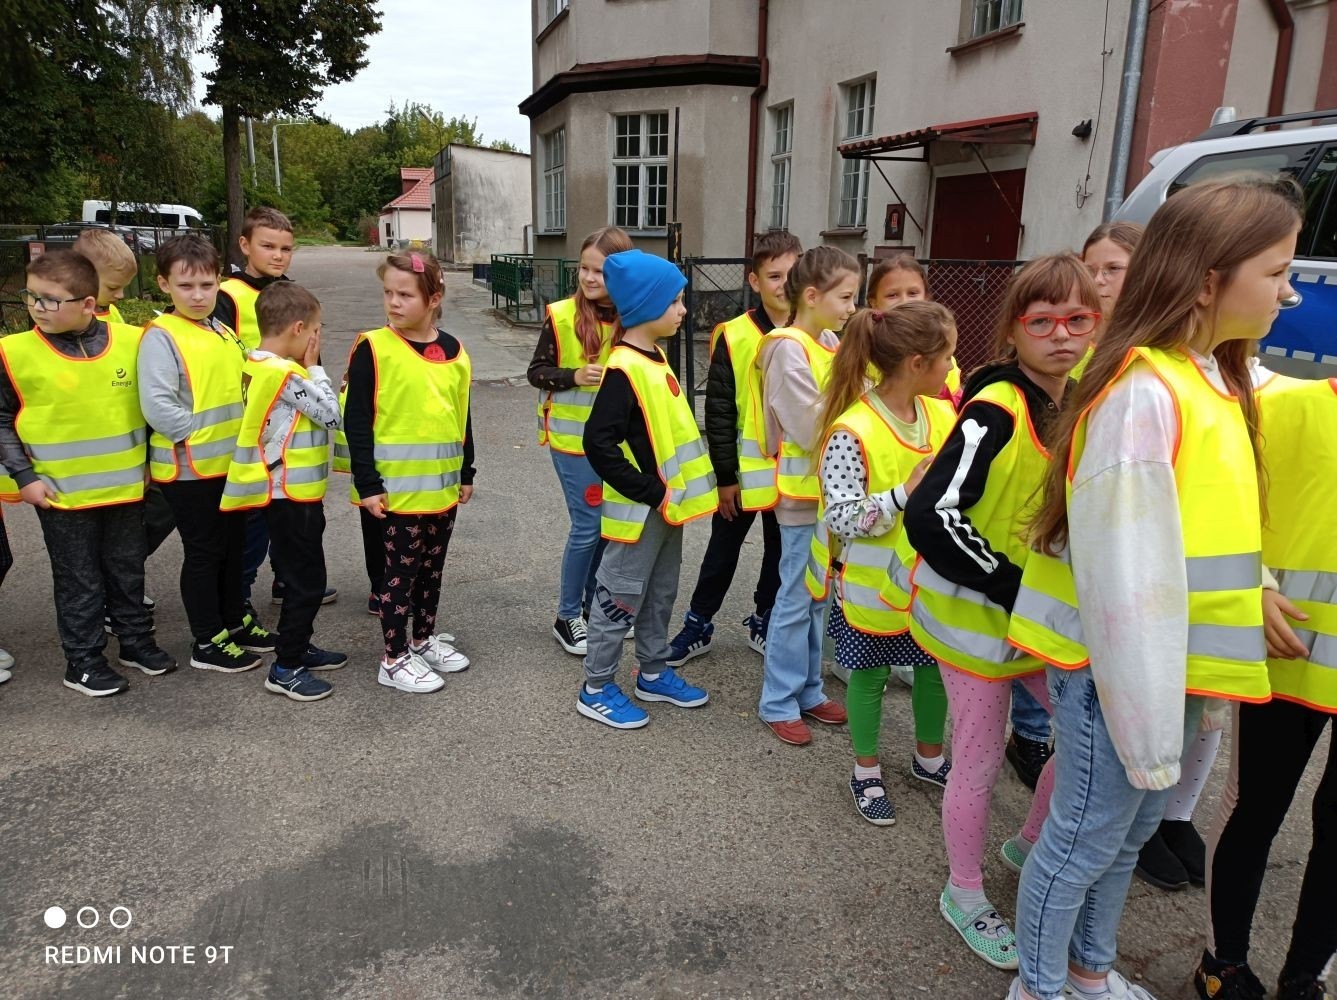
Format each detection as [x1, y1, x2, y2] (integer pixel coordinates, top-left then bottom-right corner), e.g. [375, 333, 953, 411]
[489, 139, 522, 153]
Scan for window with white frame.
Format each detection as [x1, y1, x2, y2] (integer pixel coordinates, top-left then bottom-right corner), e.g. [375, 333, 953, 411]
[770, 104, 793, 230]
[838, 78, 875, 228]
[970, 0, 1022, 37]
[611, 112, 669, 230]
[544, 0, 569, 25]
[542, 127, 566, 232]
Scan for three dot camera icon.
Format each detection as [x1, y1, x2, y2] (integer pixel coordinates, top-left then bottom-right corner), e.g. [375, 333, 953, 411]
[44, 905, 132, 930]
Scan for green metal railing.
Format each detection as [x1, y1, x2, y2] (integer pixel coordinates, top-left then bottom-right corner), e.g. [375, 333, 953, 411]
[490, 255, 577, 323]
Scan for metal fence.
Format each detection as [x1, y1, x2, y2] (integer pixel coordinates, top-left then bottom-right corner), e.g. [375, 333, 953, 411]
[490, 254, 578, 323]
[1, 223, 223, 333]
[919, 259, 1024, 373]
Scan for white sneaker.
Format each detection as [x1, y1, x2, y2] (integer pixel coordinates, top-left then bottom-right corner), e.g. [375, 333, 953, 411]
[1061, 971, 1158, 999]
[0, 666, 10, 685]
[410, 634, 469, 673]
[0, 647, 14, 671]
[624, 625, 635, 640]
[377, 652, 444, 693]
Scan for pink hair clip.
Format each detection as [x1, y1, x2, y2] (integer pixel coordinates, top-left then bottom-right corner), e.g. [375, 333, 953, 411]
[410, 253, 425, 273]
[870, 310, 885, 322]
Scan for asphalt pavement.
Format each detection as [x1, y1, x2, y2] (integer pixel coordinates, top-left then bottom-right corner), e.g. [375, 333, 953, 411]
[0, 246, 1328, 999]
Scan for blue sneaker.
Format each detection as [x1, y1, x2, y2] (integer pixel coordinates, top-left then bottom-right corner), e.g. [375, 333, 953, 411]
[264, 664, 333, 702]
[577, 682, 649, 729]
[666, 611, 713, 667]
[301, 644, 348, 671]
[745, 609, 769, 655]
[634, 667, 708, 708]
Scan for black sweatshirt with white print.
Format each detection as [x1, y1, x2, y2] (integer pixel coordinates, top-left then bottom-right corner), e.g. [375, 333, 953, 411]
[902, 362, 1069, 614]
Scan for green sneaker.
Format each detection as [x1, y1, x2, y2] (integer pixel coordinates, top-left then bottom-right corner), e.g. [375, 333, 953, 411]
[1000, 836, 1030, 874]
[938, 887, 1019, 970]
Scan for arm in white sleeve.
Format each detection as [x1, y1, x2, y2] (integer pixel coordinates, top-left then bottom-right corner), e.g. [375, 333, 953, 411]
[1068, 367, 1189, 791]
[819, 431, 904, 542]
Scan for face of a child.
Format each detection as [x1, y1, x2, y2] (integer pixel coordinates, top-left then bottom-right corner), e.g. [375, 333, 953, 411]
[382, 267, 440, 329]
[578, 247, 611, 303]
[805, 271, 860, 332]
[908, 328, 959, 398]
[157, 263, 219, 322]
[748, 252, 797, 319]
[1208, 229, 1298, 347]
[1083, 239, 1131, 311]
[96, 275, 130, 307]
[1009, 287, 1097, 380]
[868, 270, 927, 311]
[24, 274, 96, 335]
[239, 226, 294, 278]
[647, 291, 688, 340]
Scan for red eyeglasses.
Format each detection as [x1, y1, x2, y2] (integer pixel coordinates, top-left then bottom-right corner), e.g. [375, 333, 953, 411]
[1016, 311, 1101, 338]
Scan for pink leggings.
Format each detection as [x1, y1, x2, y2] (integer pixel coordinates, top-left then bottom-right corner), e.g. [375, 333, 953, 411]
[940, 665, 1056, 891]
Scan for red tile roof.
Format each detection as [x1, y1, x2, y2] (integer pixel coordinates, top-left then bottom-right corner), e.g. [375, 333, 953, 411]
[384, 167, 434, 210]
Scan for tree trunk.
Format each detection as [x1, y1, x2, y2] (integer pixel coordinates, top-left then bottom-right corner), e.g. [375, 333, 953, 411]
[222, 106, 244, 270]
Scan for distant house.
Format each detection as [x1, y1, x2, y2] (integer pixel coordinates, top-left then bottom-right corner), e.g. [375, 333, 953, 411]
[432, 144, 532, 264]
[377, 167, 433, 247]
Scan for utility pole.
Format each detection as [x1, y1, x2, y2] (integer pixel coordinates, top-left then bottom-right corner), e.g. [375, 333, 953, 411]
[272, 123, 282, 196]
[245, 118, 257, 186]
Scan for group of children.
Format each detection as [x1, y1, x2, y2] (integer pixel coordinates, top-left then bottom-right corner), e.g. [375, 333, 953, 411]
[3, 206, 473, 704]
[529, 174, 1332, 1000]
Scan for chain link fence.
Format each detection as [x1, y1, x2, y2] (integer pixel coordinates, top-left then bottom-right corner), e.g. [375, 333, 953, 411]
[919, 259, 1024, 373]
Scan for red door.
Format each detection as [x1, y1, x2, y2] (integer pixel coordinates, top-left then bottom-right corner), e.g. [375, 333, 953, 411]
[930, 168, 1026, 259]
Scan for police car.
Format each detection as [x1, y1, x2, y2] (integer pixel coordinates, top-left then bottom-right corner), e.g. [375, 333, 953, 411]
[1114, 109, 1337, 380]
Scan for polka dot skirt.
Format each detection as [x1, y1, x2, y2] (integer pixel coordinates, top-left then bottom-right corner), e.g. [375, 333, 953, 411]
[828, 593, 935, 671]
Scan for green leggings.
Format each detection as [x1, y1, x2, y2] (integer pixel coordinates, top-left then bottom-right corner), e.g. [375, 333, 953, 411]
[847, 663, 948, 758]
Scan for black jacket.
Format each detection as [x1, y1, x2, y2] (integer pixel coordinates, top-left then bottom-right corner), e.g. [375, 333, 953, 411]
[903, 363, 1069, 613]
[704, 308, 775, 488]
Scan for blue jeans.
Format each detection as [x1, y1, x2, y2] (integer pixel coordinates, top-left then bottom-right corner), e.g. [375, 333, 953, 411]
[550, 449, 607, 620]
[758, 523, 828, 722]
[1011, 679, 1053, 743]
[1015, 667, 1204, 998]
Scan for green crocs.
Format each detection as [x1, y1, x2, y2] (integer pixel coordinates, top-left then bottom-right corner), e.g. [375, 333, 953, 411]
[938, 887, 1020, 970]
[1000, 836, 1030, 874]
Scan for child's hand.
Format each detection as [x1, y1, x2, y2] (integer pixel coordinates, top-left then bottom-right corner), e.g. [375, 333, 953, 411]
[574, 364, 605, 387]
[302, 327, 322, 369]
[361, 494, 388, 519]
[459, 485, 473, 505]
[903, 457, 933, 497]
[19, 480, 55, 508]
[717, 484, 740, 520]
[1263, 589, 1309, 660]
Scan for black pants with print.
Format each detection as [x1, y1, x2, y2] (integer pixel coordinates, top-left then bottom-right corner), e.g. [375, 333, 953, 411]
[376, 509, 456, 659]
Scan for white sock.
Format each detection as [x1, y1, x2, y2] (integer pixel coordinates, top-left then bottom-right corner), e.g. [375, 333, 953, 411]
[1065, 968, 1110, 998]
[639, 671, 660, 683]
[915, 751, 945, 773]
[853, 763, 885, 797]
[585, 683, 603, 696]
[947, 880, 989, 913]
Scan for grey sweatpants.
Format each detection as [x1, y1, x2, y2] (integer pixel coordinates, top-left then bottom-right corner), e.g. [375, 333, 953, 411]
[583, 509, 682, 687]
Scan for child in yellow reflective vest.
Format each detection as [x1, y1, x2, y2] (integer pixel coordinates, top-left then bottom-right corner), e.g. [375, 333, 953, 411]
[866, 254, 962, 406]
[1012, 175, 1301, 1000]
[576, 249, 717, 730]
[807, 302, 957, 827]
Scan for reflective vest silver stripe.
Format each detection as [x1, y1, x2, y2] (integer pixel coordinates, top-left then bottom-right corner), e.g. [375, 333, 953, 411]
[194, 401, 243, 429]
[285, 464, 327, 485]
[843, 544, 894, 570]
[666, 475, 716, 506]
[150, 446, 175, 465]
[840, 579, 886, 610]
[547, 416, 587, 439]
[777, 454, 811, 477]
[232, 446, 263, 466]
[190, 438, 237, 460]
[42, 466, 146, 495]
[1186, 553, 1261, 592]
[26, 426, 148, 461]
[1275, 568, 1337, 668]
[601, 501, 650, 524]
[373, 442, 464, 461]
[288, 430, 328, 450]
[381, 471, 462, 493]
[222, 478, 269, 499]
[738, 437, 767, 459]
[915, 562, 997, 609]
[333, 442, 350, 461]
[888, 549, 912, 595]
[1012, 584, 1084, 645]
[551, 388, 595, 407]
[912, 593, 1015, 663]
[222, 461, 326, 499]
[1189, 622, 1266, 663]
[739, 469, 776, 491]
[660, 437, 709, 482]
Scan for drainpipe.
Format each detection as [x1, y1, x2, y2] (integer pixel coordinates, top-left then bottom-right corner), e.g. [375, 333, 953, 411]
[1103, 0, 1150, 221]
[1266, 0, 1294, 117]
[743, 0, 769, 256]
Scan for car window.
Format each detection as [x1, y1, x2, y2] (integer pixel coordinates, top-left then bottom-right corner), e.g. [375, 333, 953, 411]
[1168, 143, 1319, 198]
[1298, 146, 1337, 258]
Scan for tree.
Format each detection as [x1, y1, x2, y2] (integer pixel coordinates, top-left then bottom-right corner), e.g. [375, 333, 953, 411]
[199, 0, 381, 263]
[489, 139, 521, 153]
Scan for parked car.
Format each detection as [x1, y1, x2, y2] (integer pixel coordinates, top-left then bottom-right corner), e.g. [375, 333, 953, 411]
[19, 222, 155, 255]
[1114, 108, 1337, 380]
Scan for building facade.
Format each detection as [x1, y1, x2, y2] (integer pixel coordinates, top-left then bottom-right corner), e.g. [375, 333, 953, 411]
[377, 167, 433, 247]
[432, 144, 532, 265]
[523, 0, 1337, 262]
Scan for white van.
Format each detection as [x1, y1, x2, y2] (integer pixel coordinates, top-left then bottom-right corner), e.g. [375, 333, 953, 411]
[81, 201, 206, 231]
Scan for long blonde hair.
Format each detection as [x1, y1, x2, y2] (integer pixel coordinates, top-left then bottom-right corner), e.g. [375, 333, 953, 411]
[1029, 173, 1302, 553]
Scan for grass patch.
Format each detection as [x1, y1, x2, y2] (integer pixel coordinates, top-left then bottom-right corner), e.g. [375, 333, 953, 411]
[114, 298, 164, 326]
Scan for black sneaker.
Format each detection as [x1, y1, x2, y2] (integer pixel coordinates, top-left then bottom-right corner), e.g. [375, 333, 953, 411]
[553, 616, 588, 655]
[301, 644, 348, 671]
[143, 595, 156, 612]
[1195, 950, 1267, 999]
[1135, 828, 1190, 891]
[1278, 972, 1333, 1000]
[117, 643, 178, 676]
[1005, 732, 1052, 790]
[190, 630, 262, 673]
[63, 659, 129, 697]
[1159, 818, 1206, 886]
[264, 664, 333, 702]
[272, 581, 339, 606]
[230, 610, 276, 654]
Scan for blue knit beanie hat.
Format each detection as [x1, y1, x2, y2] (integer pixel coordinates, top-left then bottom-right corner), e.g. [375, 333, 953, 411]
[601, 250, 686, 329]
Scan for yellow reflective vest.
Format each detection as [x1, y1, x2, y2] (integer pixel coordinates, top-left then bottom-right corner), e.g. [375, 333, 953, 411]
[334, 326, 471, 514]
[219, 277, 262, 351]
[600, 344, 718, 542]
[536, 297, 613, 455]
[0, 322, 147, 509]
[713, 311, 778, 510]
[908, 381, 1047, 680]
[95, 303, 125, 324]
[1257, 373, 1337, 713]
[1069, 343, 1096, 380]
[806, 394, 955, 635]
[220, 355, 330, 511]
[1008, 347, 1269, 702]
[147, 314, 246, 482]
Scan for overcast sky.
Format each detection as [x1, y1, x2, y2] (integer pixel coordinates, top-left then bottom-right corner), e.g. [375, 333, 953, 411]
[191, 0, 534, 151]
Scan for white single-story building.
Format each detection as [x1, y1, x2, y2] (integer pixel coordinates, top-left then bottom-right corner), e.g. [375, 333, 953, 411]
[377, 167, 434, 247]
